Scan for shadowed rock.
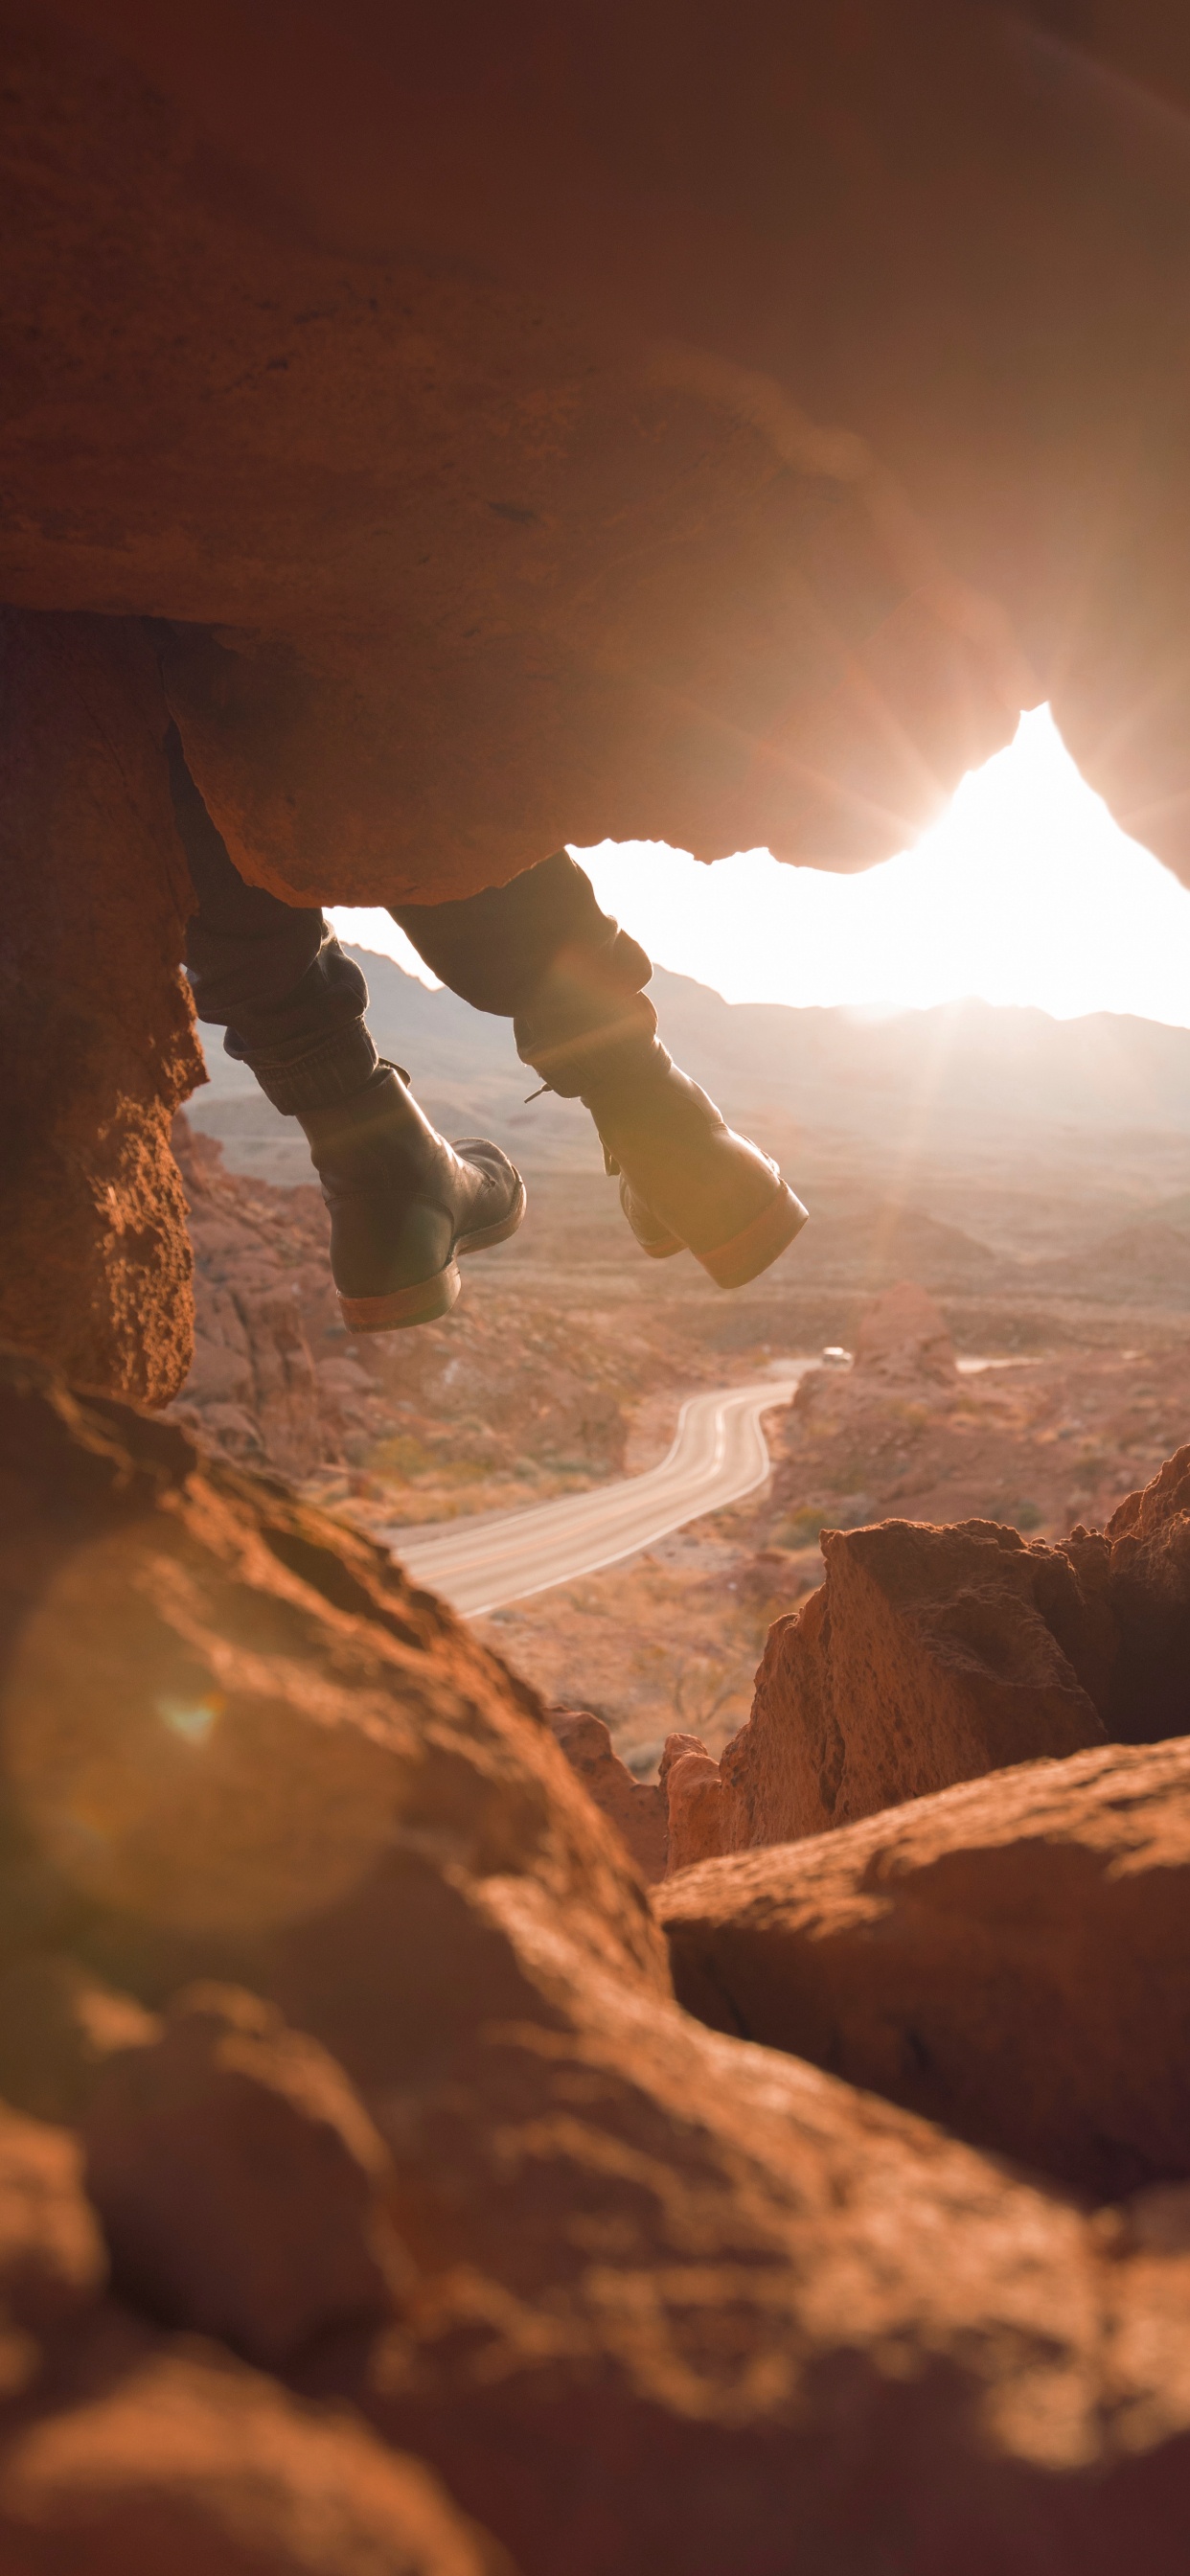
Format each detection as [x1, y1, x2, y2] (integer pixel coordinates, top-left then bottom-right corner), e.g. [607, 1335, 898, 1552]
[0, 2342, 517, 2574]
[1104, 1445, 1190, 1743]
[0, 2104, 107, 2333]
[662, 1735, 727, 1873]
[546, 1712, 668, 1884]
[660, 1736, 1190, 2201]
[0, 1956, 158, 2128]
[715, 1516, 1112, 1852]
[83, 1985, 412, 2367]
[3, 1347, 1190, 2568]
[0, 612, 203, 1403]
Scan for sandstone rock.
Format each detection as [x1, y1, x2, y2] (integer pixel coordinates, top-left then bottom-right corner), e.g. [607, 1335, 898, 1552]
[718, 1516, 1111, 1852]
[662, 1737, 728, 1874]
[0, 2343, 516, 2574]
[171, 1117, 342, 1481]
[6, 1351, 1190, 2570]
[1103, 1445, 1190, 1743]
[546, 1712, 668, 1885]
[0, 1957, 157, 2128]
[0, 2104, 106, 2335]
[660, 1737, 1190, 2202]
[0, 612, 201, 1403]
[83, 1985, 411, 2367]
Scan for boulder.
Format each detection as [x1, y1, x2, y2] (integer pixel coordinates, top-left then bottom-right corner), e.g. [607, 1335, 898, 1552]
[660, 1737, 1190, 2201]
[0, 1956, 157, 2128]
[715, 1517, 1112, 1853]
[4, 1350, 1190, 2571]
[83, 1985, 412, 2366]
[0, 2343, 516, 2574]
[546, 1713, 668, 1885]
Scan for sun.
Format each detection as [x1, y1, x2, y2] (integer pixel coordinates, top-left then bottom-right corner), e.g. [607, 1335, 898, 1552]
[332, 707, 1190, 1028]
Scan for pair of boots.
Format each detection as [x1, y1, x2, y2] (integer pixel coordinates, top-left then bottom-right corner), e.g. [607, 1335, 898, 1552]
[302, 1014, 808, 1332]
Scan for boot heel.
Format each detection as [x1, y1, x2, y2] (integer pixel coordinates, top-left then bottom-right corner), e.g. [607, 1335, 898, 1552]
[696, 1184, 809, 1290]
[337, 1260, 462, 1333]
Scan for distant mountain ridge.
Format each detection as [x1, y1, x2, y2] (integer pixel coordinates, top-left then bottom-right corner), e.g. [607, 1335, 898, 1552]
[191, 948, 1190, 1173]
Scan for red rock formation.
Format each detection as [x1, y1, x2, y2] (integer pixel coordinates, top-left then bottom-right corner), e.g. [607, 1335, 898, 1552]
[661, 1736, 1190, 2202]
[1103, 1445, 1190, 1743]
[0, 2335, 515, 2574]
[711, 1517, 1112, 1854]
[0, 612, 202, 1403]
[662, 1736, 728, 1873]
[546, 1711, 668, 1884]
[694, 1437, 1190, 1880]
[5, 1346, 1190, 2569]
[171, 1116, 343, 1477]
[84, 1984, 412, 2366]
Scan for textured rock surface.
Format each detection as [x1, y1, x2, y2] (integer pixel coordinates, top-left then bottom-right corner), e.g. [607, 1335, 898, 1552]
[663, 1743, 728, 1874]
[0, 2104, 107, 2333]
[15, 4, 1190, 894]
[0, 1956, 157, 2128]
[0, 2340, 516, 2574]
[84, 1985, 411, 2365]
[0, 1, 1028, 899]
[171, 1117, 340, 1480]
[1104, 1444, 1190, 1744]
[716, 1516, 1111, 1852]
[661, 1737, 1190, 2201]
[0, 612, 202, 1402]
[546, 1712, 668, 1884]
[4, 1349, 1190, 2570]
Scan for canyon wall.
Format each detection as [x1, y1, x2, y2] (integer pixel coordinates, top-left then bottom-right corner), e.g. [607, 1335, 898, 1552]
[0, 614, 202, 1403]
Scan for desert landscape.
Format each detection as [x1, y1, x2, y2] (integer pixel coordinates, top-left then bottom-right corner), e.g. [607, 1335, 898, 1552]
[174, 950, 1190, 1769]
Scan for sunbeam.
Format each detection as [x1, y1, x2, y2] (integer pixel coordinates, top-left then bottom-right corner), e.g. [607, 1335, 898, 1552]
[333, 706, 1190, 1026]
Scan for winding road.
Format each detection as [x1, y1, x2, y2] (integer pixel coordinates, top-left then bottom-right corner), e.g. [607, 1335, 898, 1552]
[381, 1367, 813, 1617]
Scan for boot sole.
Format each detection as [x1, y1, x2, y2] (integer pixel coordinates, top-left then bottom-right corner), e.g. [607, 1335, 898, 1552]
[695, 1180, 809, 1289]
[336, 1177, 527, 1333]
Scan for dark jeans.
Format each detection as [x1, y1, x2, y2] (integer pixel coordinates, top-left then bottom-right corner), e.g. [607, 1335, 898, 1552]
[169, 726, 654, 1115]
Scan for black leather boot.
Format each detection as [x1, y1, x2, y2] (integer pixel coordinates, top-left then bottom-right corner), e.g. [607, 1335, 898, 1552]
[577, 1037, 808, 1288]
[297, 1064, 525, 1331]
[515, 954, 807, 1288]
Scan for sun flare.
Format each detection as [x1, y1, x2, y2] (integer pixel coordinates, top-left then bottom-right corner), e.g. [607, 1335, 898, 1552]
[332, 706, 1190, 1027]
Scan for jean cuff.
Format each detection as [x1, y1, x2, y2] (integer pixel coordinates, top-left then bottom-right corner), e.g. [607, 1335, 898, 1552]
[234, 1019, 379, 1115]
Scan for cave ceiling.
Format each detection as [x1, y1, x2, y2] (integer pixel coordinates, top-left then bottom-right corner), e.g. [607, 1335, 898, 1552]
[4, 0, 1190, 901]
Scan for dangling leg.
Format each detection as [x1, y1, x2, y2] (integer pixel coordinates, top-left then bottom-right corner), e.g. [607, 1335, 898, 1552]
[172, 727, 525, 1331]
[395, 851, 807, 1289]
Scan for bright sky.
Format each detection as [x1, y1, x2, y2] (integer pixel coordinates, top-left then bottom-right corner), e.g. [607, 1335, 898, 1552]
[331, 703, 1190, 1026]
